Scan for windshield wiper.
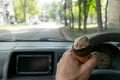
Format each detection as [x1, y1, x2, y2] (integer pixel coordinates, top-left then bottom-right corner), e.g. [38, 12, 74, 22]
[15, 37, 73, 42]
[0, 38, 15, 42]
[38, 38, 73, 42]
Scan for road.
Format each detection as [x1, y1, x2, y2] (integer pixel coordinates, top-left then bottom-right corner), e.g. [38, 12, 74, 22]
[0, 22, 65, 40]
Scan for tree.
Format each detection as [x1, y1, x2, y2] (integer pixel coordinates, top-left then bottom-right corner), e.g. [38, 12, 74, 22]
[39, 1, 63, 22]
[105, 0, 109, 31]
[67, 0, 74, 29]
[95, 0, 103, 31]
[27, 0, 39, 15]
[83, 0, 87, 33]
[87, 0, 96, 24]
[14, 0, 24, 22]
[71, 6, 74, 29]
[64, 0, 105, 33]
[64, 0, 68, 26]
[13, 0, 39, 22]
[78, 0, 82, 31]
[72, 2, 79, 25]
[77, 0, 96, 33]
[58, 2, 64, 21]
[20, 0, 27, 22]
[83, 0, 97, 33]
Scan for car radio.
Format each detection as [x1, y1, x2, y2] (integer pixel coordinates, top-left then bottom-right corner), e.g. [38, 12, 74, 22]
[15, 52, 54, 75]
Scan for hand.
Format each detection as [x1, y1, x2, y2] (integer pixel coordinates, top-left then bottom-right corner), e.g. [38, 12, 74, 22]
[55, 49, 99, 80]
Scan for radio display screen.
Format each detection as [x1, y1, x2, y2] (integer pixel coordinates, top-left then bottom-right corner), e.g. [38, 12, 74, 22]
[16, 55, 52, 75]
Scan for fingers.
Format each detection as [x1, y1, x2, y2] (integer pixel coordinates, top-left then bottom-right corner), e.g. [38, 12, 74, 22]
[83, 52, 100, 70]
[58, 49, 73, 64]
[58, 49, 81, 66]
[61, 49, 74, 59]
[57, 50, 100, 80]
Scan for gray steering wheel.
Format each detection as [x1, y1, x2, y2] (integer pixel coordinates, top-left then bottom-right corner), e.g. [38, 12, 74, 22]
[89, 32, 120, 80]
[90, 32, 120, 46]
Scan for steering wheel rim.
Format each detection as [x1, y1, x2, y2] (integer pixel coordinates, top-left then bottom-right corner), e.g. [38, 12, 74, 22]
[89, 69, 120, 80]
[89, 32, 120, 46]
[88, 32, 120, 80]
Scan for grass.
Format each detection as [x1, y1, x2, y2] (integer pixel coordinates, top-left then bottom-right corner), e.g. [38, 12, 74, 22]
[74, 24, 98, 29]
[0, 24, 27, 30]
[64, 24, 120, 35]
[64, 24, 98, 33]
[62, 25, 120, 40]
[64, 24, 97, 30]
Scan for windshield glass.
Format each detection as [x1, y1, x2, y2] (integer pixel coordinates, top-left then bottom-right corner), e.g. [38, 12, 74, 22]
[0, 0, 119, 41]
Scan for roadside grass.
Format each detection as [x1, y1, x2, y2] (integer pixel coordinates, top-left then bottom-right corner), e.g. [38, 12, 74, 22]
[64, 24, 120, 34]
[62, 25, 120, 40]
[65, 24, 97, 29]
[0, 24, 27, 30]
[64, 24, 98, 33]
[74, 24, 98, 29]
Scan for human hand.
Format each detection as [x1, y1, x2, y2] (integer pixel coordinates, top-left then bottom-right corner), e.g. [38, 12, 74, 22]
[55, 49, 99, 80]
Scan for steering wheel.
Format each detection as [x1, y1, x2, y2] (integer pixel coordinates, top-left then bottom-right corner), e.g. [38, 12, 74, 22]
[89, 32, 120, 46]
[88, 32, 120, 80]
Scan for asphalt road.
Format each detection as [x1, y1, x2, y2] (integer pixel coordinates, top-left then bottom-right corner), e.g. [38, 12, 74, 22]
[0, 22, 65, 41]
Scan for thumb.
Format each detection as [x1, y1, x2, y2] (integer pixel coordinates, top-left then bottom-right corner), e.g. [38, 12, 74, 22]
[83, 52, 100, 70]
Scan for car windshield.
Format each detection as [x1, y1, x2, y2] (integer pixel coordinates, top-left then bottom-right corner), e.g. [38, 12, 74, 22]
[0, 0, 119, 41]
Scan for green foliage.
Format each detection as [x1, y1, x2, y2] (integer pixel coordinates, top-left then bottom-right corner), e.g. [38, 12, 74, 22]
[13, 0, 39, 22]
[72, 2, 79, 22]
[27, 0, 39, 15]
[57, 2, 64, 21]
[38, 1, 63, 21]
[67, 0, 106, 24]
[63, 0, 106, 32]
[14, 0, 24, 21]
[87, 0, 96, 13]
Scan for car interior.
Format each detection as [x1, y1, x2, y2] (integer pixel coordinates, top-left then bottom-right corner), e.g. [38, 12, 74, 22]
[0, 0, 120, 80]
[0, 32, 120, 80]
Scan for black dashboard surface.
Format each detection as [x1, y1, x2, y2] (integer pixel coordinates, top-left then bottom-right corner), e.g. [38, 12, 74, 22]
[0, 41, 120, 80]
[0, 42, 72, 80]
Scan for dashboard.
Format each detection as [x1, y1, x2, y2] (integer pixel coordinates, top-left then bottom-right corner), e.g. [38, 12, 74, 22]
[0, 41, 120, 80]
[0, 42, 71, 80]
